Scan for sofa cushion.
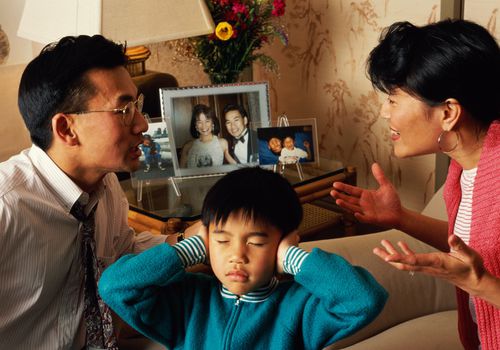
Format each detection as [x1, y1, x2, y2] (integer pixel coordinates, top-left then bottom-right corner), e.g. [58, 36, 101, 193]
[338, 310, 460, 350]
[300, 230, 457, 348]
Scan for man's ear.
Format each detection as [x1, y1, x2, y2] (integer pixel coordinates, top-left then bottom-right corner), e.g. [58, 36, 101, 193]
[51, 113, 79, 146]
[243, 116, 248, 127]
[441, 98, 462, 131]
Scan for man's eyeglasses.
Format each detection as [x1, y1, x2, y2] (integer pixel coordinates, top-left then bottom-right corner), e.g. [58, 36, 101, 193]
[65, 94, 145, 126]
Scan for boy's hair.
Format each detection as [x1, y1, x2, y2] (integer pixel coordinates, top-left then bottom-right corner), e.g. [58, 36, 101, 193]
[18, 35, 127, 151]
[189, 104, 220, 138]
[201, 167, 302, 235]
[367, 19, 500, 129]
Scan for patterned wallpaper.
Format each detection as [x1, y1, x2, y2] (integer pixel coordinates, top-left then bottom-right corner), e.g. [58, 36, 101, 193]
[146, 0, 499, 211]
[253, 0, 440, 210]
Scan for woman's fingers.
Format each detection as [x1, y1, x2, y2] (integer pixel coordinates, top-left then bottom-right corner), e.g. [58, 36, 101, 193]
[332, 182, 364, 198]
[371, 163, 389, 187]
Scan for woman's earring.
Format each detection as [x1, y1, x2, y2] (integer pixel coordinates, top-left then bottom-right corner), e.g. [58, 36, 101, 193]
[437, 130, 460, 153]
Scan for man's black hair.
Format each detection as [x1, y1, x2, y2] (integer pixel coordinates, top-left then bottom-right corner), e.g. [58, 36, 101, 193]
[368, 19, 500, 128]
[201, 167, 302, 235]
[18, 35, 127, 150]
[223, 103, 249, 121]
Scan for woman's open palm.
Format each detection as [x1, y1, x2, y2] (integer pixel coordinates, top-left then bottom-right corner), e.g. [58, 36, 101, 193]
[330, 163, 403, 228]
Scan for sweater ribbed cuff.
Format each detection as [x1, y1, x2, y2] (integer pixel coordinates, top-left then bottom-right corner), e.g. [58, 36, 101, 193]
[283, 246, 309, 275]
[173, 236, 207, 268]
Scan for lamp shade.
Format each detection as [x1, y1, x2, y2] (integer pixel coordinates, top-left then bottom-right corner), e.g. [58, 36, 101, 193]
[17, 0, 215, 45]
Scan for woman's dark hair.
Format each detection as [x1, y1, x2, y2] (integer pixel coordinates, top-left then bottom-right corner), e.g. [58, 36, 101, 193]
[189, 104, 220, 138]
[367, 19, 500, 129]
[201, 167, 302, 236]
[18, 35, 127, 150]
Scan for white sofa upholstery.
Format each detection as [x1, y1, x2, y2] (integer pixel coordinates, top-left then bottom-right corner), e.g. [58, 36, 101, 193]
[300, 186, 462, 349]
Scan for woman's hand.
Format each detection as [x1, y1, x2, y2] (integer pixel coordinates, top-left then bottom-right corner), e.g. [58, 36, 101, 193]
[276, 230, 300, 274]
[330, 163, 403, 228]
[373, 235, 500, 307]
[220, 137, 237, 164]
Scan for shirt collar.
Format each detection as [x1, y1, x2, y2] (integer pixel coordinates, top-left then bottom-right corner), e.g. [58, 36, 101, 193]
[220, 276, 279, 303]
[28, 145, 104, 215]
[236, 128, 249, 141]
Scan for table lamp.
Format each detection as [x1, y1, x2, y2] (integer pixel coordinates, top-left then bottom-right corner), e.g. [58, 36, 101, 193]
[17, 0, 215, 75]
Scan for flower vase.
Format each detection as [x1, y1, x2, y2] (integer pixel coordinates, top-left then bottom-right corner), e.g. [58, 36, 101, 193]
[208, 70, 242, 85]
[208, 66, 253, 85]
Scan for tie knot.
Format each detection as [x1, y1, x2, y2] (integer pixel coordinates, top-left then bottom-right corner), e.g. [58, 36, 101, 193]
[236, 135, 245, 144]
[70, 202, 86, 221]
[70, 201, 97, 222]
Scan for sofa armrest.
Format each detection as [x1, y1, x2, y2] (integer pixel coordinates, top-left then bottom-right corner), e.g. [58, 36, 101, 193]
[299, 230, 457, 349]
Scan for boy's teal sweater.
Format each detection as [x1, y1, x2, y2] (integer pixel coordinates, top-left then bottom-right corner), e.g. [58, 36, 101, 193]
[99, 238, 387, 350]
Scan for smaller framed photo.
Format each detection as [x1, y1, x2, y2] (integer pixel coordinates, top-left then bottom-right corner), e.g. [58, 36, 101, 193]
[132, 117, 175, 181]
[255, 119, 318, 166]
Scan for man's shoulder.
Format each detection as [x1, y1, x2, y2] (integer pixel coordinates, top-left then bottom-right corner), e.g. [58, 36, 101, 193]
[102, 173, 122, 193]
[0, 150, 34, 198]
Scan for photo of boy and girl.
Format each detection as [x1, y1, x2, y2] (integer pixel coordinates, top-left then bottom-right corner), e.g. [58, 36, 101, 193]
[179, 103, 258, 169]
[257, 125, 315, 165]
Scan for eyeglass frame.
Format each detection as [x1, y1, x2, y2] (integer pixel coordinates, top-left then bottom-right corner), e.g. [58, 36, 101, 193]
[63, 93, 145, 126]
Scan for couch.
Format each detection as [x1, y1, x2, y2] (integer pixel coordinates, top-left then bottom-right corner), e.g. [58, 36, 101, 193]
[299, 185, 462, 349]
[120, 186, 461, 350]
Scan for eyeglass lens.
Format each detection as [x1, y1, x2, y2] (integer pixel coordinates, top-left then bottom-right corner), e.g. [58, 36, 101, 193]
[124, 94, 144, 125]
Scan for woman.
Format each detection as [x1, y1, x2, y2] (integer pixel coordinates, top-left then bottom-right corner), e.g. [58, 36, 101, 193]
[180, 104, 236, 168]
[331, 20, 499, 349]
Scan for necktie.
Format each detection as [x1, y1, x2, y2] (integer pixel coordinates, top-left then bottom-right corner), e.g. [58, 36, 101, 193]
[71, 202, 118, 350]
[235, 135, 245, 144]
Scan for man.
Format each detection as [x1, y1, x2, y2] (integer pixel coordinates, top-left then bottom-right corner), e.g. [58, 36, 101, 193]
[223, 104, 258, 163]
[0, 35, 184, 349]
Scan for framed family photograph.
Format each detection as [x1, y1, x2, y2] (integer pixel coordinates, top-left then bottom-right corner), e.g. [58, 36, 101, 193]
[160, 82, 271, 177]
[255, 118, 318, 166]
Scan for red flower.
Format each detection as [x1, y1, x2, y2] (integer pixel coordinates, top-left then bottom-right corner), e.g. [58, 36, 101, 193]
[272, 0, 286, 17]
[218, 0, 230, 6]
[224, 10, 237, 22]
[232, 3, 248, 15]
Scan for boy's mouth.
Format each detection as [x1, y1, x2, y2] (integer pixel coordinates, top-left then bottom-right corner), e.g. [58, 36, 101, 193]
[226, 270, 249, 282]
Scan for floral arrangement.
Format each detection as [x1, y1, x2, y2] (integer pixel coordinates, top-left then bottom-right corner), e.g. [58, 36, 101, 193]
[191, 0, 288, 84]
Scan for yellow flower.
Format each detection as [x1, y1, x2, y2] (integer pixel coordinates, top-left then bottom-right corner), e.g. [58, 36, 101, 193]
[215, 22, 233, 41]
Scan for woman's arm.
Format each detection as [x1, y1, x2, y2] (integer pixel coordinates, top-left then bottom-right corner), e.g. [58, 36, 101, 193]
[374, 234, 500, 308]
[179, 141, 193, 168]
[219, 138, 237, 164]
[331, 163, 449, 251]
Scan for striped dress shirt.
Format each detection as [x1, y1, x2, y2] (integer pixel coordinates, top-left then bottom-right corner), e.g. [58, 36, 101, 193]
[0, 145, 166, 350]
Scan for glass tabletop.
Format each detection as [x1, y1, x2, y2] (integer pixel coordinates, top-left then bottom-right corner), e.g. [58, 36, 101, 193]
[120, 163, 347, 221]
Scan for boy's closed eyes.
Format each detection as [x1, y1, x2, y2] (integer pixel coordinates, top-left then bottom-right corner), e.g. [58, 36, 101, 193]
[199, 212, 286, 296]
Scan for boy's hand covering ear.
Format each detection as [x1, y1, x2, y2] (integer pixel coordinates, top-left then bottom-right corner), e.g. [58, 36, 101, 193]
[197, 225, 210, 262]
[184, 220, 203, 238]
[276, 230, 299, 274]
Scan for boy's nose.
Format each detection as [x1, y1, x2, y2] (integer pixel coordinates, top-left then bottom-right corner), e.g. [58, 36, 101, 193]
[229, 244, 248, 264]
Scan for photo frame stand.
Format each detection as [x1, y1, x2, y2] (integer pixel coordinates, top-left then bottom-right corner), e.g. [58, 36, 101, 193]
[273, 114, 304, 180]
[168, 173, 225, 198]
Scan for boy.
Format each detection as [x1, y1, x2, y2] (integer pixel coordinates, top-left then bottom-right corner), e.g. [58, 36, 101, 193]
[99, 167, 387, 349]
[140, 134, 165, 172]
